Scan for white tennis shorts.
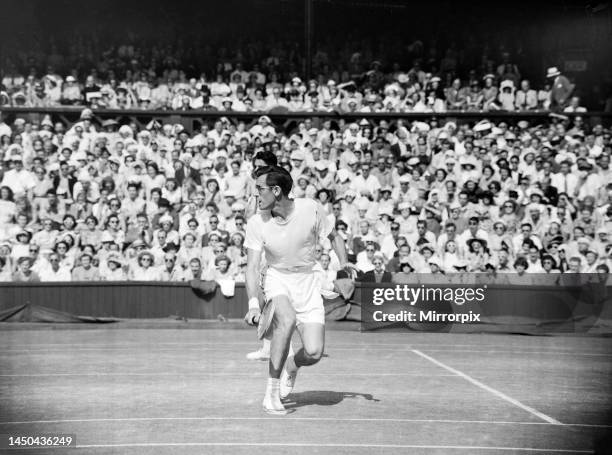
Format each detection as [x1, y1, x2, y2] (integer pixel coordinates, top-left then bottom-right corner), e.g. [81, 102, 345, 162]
[263, 267, 325, 325]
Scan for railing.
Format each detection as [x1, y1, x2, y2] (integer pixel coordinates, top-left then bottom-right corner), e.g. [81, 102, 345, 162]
[2, 107, 612, 133]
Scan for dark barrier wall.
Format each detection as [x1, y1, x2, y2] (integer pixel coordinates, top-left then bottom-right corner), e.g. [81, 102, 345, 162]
[0, 282, 248, 320]
[1, 281, 611, 324]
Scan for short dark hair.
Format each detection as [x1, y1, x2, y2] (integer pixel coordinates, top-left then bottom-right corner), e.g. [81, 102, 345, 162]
[514, 257, 528, 268]
[253, 150, 278, 167]
[254, 165, 293, 196]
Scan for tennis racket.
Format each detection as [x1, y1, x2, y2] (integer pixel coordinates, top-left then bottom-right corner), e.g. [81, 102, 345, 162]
[257, 298, 275, 340]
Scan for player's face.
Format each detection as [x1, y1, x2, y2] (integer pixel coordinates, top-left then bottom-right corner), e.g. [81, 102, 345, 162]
[255, 174, 278, 210]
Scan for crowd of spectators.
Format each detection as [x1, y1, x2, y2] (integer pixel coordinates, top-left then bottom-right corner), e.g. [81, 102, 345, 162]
[0, 60, 588, 114]
[0, 108, 611, 287]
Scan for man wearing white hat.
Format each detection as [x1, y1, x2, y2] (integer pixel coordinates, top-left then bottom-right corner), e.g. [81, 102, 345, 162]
[60, 75, 82, 105]
[250, 116, 276, 139]
[547, 67, 574, 111]
[392, 174, 419, 205]
[289, 150, 308, 181]
[313, 160, 334, 189]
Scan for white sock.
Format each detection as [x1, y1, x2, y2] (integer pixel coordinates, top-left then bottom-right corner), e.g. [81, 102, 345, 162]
[262, 338, 271, 353]
[266, 378, 280, 395]
[263, 377, 286, 412]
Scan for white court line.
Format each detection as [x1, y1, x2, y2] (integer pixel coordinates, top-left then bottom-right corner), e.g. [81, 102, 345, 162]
[416, 349, 612, 358]
[3, 341, 608, 351]
[0, 342, 602, 351]
[412, 349, 563, 425]
[72, 442, 593, 453]
[0, 372, 456, 378]
[1, 416, 609, 429]
[2, 347, 610, 357]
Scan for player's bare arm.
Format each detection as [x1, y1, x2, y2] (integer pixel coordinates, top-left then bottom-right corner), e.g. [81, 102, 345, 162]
[244, 246, 262, 325]
[329, 228, 357, 273]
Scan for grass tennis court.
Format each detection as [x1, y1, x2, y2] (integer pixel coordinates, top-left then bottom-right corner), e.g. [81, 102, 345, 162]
[1, 324, 611, 454]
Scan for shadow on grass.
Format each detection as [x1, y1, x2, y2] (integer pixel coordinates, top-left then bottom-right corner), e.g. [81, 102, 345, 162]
[284, 391, 380, 409]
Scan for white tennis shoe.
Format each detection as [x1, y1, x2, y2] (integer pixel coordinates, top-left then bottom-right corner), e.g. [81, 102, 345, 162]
[262, 380, 288, 415]
[280, 357, 298, 399]
[246, 348, 270, 361]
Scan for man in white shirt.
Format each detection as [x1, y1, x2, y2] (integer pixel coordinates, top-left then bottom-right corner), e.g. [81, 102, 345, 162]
[514, 80, 537, 110]
[39, 253, 71, 281]
[457, 217, 490, 253]
[406, 220, 437, 252]
[1, 157, 36, 198]
[350, 162, 381, 200]
[224, 161, 249, 200]
[244, 165, 351, 415]
[551, 160, 579, 197]
[265, 87, 289, 110]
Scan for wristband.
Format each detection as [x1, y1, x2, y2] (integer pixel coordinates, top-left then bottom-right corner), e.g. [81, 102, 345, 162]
[248, 297, 260, 310]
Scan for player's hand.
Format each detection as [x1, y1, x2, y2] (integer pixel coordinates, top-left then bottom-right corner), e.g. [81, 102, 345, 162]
[244, 308, 261, 326]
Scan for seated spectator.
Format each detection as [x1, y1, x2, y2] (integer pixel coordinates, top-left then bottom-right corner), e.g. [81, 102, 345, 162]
[359, 254, 392, 283]
[72, 253, 100, 281]
[128, 250, 159, 281]
[184, 257, 205, 280]
[208, 255, 235, 281]
[159, 252, 185, 282]
[0, 255, 12, 281]
[100, 253, 127, 281]
[12, 256, 40, 282]
[39, 252, 71, 281]
[507, 257, 533, 285]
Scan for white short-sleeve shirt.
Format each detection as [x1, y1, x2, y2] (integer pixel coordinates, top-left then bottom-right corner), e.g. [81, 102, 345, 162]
[245, 198, 332, 272]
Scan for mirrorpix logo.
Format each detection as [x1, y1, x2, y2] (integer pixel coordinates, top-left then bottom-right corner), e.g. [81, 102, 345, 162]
[369, 284, 487, 323]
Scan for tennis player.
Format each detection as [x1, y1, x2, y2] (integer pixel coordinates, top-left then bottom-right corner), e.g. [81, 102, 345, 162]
[244, 165, 351, 414]
[245, 151, 285, 361]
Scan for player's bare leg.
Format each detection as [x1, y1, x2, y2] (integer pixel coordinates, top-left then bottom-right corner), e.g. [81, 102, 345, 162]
[281, 322, 324, 399]
[262, 295, 296, 415]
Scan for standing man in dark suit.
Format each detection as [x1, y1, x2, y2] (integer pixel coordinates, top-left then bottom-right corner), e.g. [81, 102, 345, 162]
[173, 160, 201, 186]
[547, 67, 574, 112]
[359, 254, 392, 283]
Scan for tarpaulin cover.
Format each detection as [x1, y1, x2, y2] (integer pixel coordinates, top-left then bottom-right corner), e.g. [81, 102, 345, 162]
[0, 303, 119, 323]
